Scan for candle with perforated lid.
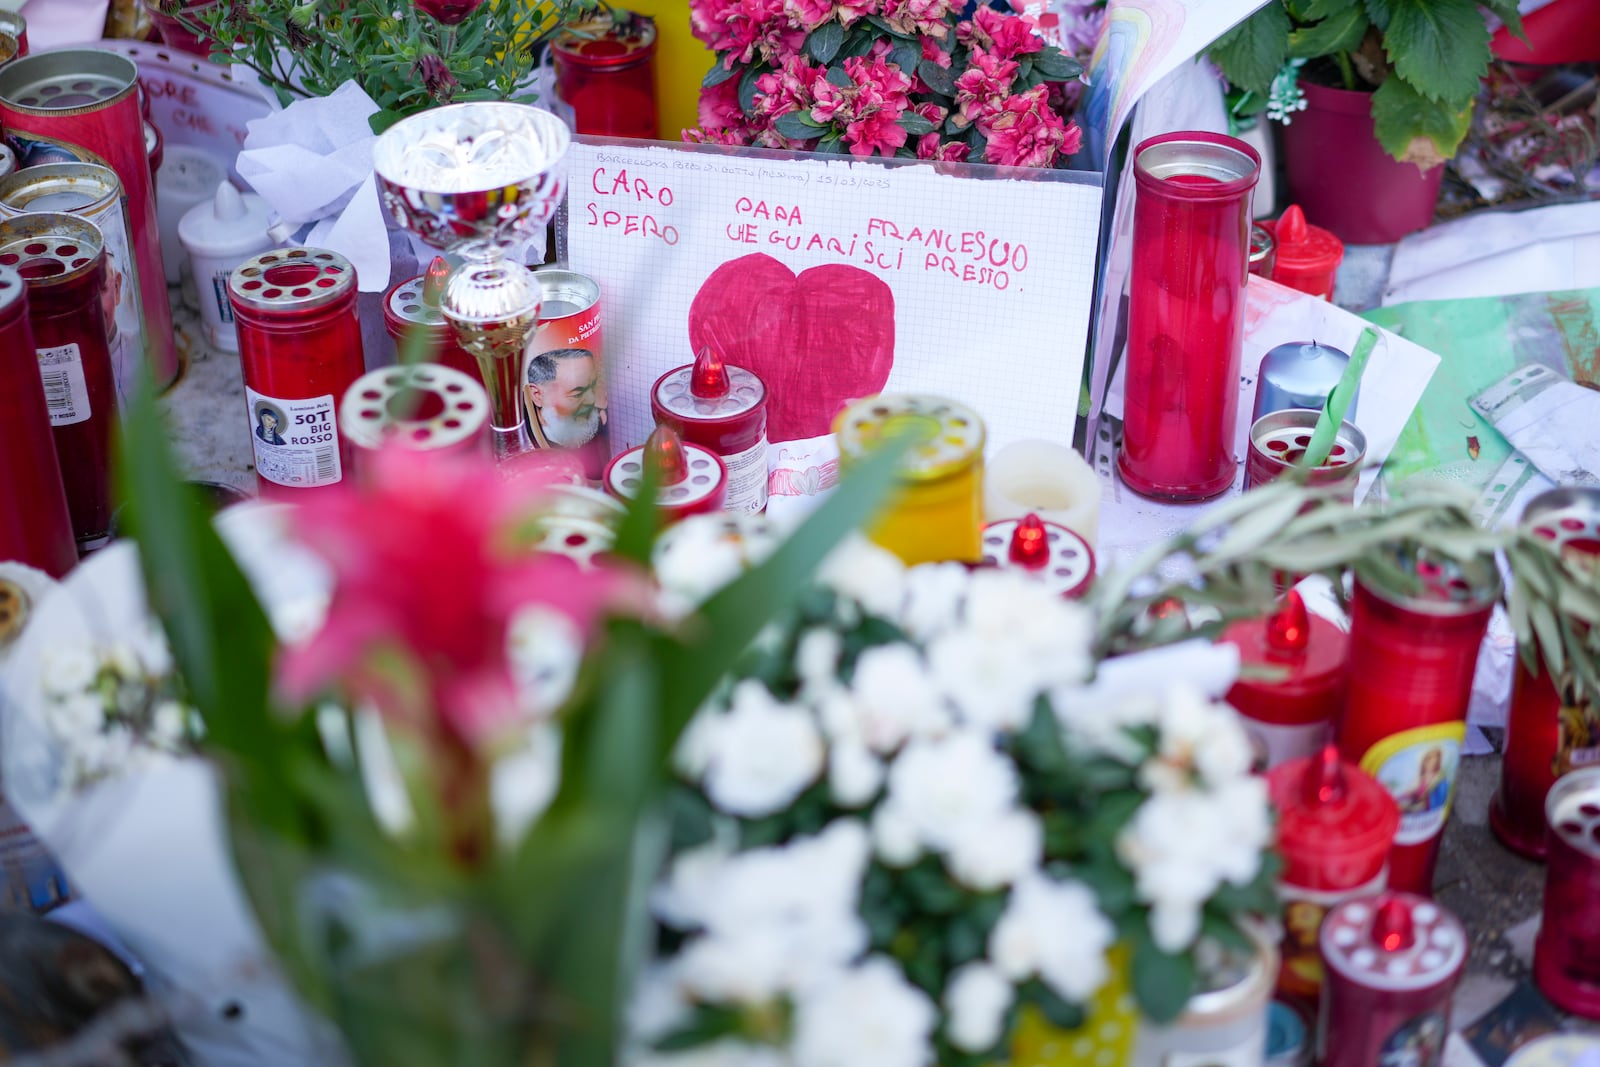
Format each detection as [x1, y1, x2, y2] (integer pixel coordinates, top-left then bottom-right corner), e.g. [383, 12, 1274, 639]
[1222, 591, 1350, 769]
[1268, 745, 1399, 1004]
[1534, 766, 1600, 1017]
[604, 424, 727, 523]
[978, 513, 1095, 599]
[229, 247, 365, 501]
[1338, 548, 1499, 894]
[340, 363, 490, 467]
[1317, 892, 1466, 1067]
[1261, 205, 1344, 301]
[382, 256, 479, 379]
[651, 348, 768, 515]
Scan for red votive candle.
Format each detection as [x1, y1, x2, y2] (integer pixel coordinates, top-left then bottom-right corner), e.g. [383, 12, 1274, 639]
[651, 348, 768, 515]
[383, 256, 479, 380]
[0, 264, 76, 576]
[0, 213, 116, 552]
[1224, 590, 1350, 769]
[340, 363, 490, 471]
[1317, 892, 1466, 1067]
[1338, 551, 1499, 895]
[1244, 410, 1366, 501]
[604, 424, 727, 523]
[1119, 132, 1260, 502]
[1533, 766, 1600, 1018]
[1492, 488, 1600, 860]
[1268, 745, 1399, 1004]
[229, 247, 365, 501]
[553, 11, 659, 139]
[977, 513, 1095, 599]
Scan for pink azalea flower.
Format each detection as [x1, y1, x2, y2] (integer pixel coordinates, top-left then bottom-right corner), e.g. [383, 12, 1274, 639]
[684, 125, 755, 145]
[277, 446, 650, 750]
[844, 108, 908, 156]
[913, 100, 948, 127]
[915, 132, 970, 161]
[837, 0, 880, 26]
[785, 0, 837, 31]
[952, 46, 1017, 129]
[881, 0, 952, 38]
[982, 85, 1075, 167]
[697, 76, 747, 133]
[846, 53, 914, 105]
[920, 35, 952, 68]
[755, 54, 821, 119]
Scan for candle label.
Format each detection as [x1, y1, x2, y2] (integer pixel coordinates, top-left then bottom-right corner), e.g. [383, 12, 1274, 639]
[36, 343, 91, 427]
[1359, 723, 1465, 847]
[1556, 701, 1600, 777]
[246, 388, 342, 488]
[722, 436, 769, 514]
[1279, 869, 1387, 1000]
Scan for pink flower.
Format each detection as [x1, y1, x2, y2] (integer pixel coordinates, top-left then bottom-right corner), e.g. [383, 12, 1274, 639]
[698, 76, 747, 132]
[277, 446, 649, 750]
[1065, 5, 1104, 57]
[952, 47, 1017, 129]
[785, 0, 837, 30]
[881, 0, 952, 38]
[957, 5, 1042, 59]
[981, 85, 1079, 168]
[844, 109, 908, 156]
[755, 54, 821, 119]
[920, 35, 952, 69]
[838, 0, 881, 26]
[691, 0, 804, 65]
[916, 132, 970, 161]
[913, 100, 948, 127]
[684, 125, 755, 145]
[809, 54, 911, 131]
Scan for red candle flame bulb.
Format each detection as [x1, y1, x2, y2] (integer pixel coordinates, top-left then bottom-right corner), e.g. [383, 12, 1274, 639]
[1371, 896, 1416, 953]
[1267, 589, 1311, 655]
[1008, 513, 1051, 570]
[1304, 743, 1349, 809]
[646, 424, 690, 484]
[422, 256, 450, 309]
[1278, 204, 1309, 246]
[690, 347, 731, 399]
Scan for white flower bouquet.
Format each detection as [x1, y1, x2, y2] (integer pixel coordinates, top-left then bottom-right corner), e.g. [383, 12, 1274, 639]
[637, 522, 1278, 1067]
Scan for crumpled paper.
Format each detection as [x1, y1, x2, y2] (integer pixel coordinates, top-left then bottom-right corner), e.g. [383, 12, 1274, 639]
[236, 81, 394, 292]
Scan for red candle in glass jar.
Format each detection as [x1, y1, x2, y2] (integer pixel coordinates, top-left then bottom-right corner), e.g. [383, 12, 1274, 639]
[553, 11, 658, 139]
[1317, 892, 1466, 1067]
[229, 247, 365, 501]
[604, 425, 727, 523]
[0, 11, 28, 56]
[1268, 745, 1399, 1004]
[382, 256, 479, 380]
[1338, 551, 1500, 894]
[977, 513, 1095, 599]
[0, 213, 116, 551]
[1119, 132, 1259, 502]
[0, 264, 76, 577]
[1533, 766, 1600, 1018]
[1223, 591, 1350, 770]
[651, 349, 768, 514]
[1492, 488, 1600, 860]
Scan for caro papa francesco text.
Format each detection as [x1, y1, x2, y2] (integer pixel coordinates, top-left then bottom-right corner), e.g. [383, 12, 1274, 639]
[726, 203, 1026, 291]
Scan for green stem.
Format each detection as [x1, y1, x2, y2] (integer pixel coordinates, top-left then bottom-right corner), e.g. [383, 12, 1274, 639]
[1334, 50, 1356, 91]
[1300, 328, 1378, 469]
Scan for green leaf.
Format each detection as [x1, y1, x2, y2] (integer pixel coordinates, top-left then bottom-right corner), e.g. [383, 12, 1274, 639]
[1024, 979, 1086, 1031]
[864, 13, 916, 38]
[773, 110, 826, 140]
[1363, 0, 1394, 31]
[1370, 73, 1473, 165]
[918, 58, 957, 96]
[891, 38, 923, 78]
[806, 20, 845, 64]
[1030, 47, 1082, 80]
[1207, 4, 1292, 96]
[826, 63, 856, 89]
[702, 61, 739, 88]
[1381, 0, 1490, 104]
[898, 113, 936, 136]
[1200, 911, 1256, 954]
[1480, 0, 1525, 42]
[1288, 7, 1369, 58]
[609, 444, 662, 566]
[1130, 921, 1198, 1024]
[367, 109, 407, 135]
[737, 62, 764, 114]
[1294, 0, 1358, 18]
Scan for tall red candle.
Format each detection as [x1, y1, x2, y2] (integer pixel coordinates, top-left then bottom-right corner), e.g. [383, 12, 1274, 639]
[1492, 488, 1600, 859]
[553, 11, 659, 139]
[0, 264, 76, 576]
[1119, 132, 1259, 502]
[1268, 745, 1398, 1004]
[1338, 553, 1499, 894]
[1223, 590, 1350, 770]
[229, 247, 365, 501]
[0, 213, 115, 551]
[1533, 766, 1600, 1018]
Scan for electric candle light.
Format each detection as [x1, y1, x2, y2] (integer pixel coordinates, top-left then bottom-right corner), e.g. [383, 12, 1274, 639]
[834, 394, 985, 566]
[1338, 549, 1499, 895]
[652, 348, 769, 514]
[982, 438, 1101, 546]
[604, 424, 728, 523]
[1268, 745, 1399, 1004]
[1222, 590, 1350, 769]
[1492, 488, 1600, 859]
[979, 513, 1095, 599]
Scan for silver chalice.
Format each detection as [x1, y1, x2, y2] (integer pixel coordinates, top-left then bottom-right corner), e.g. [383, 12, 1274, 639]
[372, 102, 571, 461]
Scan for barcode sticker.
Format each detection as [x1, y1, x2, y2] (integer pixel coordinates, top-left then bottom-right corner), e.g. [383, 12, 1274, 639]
[37, 344, 91, 427]
[245, 387, 343, 488]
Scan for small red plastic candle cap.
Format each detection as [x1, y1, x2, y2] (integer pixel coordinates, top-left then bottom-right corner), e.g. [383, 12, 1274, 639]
[1267, 589, 1311, 654]
[422, 256, 450, 309]
[645, 424, 690, 484]
[1303, 743, 1348, 810]
[1009, 513, 1051, 570]
[690, 347, 731, 399]
[1371, 896, 1416, 953]
[1278, 204, 1309, 247]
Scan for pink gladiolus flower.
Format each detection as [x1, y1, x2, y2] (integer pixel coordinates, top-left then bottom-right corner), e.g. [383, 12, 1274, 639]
[982, 86, 1074, 167]
[277, 446, 650, 749]
[844, 109, 908, 156]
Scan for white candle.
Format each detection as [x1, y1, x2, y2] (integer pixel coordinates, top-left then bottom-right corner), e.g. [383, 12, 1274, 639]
[983, 439, 1101, 547]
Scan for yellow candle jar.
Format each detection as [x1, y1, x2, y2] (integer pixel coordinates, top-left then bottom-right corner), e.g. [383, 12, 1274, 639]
[834, 394, 985, 566]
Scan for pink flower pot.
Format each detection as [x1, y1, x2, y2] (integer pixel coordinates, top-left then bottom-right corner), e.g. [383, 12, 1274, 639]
[1280, 81, 1445, 245]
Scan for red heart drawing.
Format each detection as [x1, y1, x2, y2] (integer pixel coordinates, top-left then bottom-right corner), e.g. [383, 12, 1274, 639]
[688, 253, 896, 441]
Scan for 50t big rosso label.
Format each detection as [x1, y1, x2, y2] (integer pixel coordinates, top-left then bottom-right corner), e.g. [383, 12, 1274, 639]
[245, 387, 342, 488]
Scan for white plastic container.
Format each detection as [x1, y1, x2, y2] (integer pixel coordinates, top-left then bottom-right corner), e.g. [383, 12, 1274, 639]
[178, 181, 273, 353]
[155, 145, 224, 287]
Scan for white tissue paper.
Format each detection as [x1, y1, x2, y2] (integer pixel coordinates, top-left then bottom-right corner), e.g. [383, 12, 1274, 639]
[236, 81, 394, 292]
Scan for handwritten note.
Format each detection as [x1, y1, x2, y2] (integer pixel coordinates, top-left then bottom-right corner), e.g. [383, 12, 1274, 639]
[565, 139, 1104, 456]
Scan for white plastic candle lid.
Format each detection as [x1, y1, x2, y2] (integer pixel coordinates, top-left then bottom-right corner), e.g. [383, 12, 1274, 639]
[980, 517, 1094, 599]
[606, 441, 725, 509]
[340, 364, 488, 453]
[1319, 892, 1465, 991]
[178, 181, 275, 259]
[1547, 766, 1600, 860]
[654, 362, 765, 421]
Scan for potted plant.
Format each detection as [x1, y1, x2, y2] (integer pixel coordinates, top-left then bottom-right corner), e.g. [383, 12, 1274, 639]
[1208, 0, 1524, 243]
